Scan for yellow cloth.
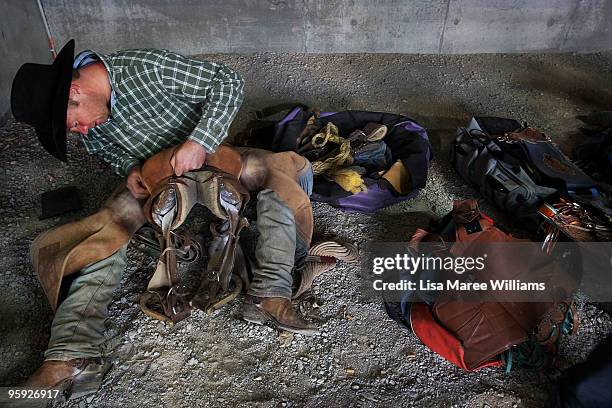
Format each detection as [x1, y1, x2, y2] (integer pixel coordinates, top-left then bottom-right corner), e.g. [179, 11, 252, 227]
[332, 168, 367, 193]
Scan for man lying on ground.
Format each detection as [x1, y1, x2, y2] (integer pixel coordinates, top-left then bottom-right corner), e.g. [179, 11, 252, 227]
[11, 40, 352, 398]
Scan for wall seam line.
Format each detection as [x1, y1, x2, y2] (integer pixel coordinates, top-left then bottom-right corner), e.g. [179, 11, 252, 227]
[438, 0, 451, 54]
[560, 0, 582, 51]
[302, 0, 309, 53]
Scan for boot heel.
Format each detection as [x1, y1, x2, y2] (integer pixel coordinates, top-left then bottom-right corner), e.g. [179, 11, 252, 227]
[241, 303, 269, 325]
[70, 374, 103, 399]
[68, 360, 110, 400]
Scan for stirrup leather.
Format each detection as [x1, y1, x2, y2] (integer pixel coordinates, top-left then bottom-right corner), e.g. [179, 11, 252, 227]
[140, 170, 249, 324]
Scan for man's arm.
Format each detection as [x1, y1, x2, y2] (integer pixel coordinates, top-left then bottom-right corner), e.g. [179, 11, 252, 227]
[157, 51, 244, 175]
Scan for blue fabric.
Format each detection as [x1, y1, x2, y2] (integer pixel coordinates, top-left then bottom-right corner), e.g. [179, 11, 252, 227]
[247, 189, 296, 299]
[46, 247, 127, 360]
[353, 141, 388, 169]
[297, 159, 314, 197]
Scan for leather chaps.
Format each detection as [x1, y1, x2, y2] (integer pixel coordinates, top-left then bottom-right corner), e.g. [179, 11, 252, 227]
[30, 186, 146, 311]
[31, 144, 313, 325]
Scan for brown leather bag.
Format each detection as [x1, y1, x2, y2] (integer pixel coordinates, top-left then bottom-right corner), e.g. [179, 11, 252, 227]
[410, 200, 578, 370]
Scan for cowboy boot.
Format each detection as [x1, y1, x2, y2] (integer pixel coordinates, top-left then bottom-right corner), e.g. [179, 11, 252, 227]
[21, 358, 110, 400]
[293, 241, 359, 299]
[241, 296, 318, 335]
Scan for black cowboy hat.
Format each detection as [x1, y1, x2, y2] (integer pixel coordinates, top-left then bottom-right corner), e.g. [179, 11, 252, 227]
[11, 39, 75, 162]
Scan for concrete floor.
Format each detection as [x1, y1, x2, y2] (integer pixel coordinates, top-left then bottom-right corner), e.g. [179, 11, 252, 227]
[1, 52, 612, 407]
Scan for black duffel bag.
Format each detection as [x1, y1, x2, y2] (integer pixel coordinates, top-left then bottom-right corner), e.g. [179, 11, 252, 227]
[451, 116, 611, 227]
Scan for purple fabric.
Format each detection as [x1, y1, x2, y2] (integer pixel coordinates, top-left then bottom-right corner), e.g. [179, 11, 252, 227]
[396, 120, 428, 140]
[319, 111, 336, 118]
[277, 109, 335, 128]
[276, 107, 303, 127]
[273, 111, 429, 213]
[396, 120, 433, 162]
[336, 183, 419, 213]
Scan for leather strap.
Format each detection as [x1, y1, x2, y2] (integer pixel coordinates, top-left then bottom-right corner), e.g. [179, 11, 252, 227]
[139, 145, 250, 323]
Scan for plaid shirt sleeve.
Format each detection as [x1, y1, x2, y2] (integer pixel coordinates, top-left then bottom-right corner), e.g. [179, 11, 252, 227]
[82, 130, 141, 176]
[157, 51, 245, 153]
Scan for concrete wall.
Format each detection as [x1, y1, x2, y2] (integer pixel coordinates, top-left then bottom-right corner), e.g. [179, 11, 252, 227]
[0, 1, 51, 123]
[42, 0, 612, 55]
[2, 0, 612, 121]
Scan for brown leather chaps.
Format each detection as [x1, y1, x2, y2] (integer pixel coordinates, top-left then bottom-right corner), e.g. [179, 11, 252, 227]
[31, 145, 313, 324]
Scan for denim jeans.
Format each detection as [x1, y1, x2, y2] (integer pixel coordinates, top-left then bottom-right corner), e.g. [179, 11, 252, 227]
[45, 247, 127, 361]
[247, 159, 313, 299]
[246, 189, 297, 299]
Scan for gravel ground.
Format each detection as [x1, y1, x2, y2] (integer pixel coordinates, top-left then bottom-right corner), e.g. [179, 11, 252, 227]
[1, 52, 612, 408]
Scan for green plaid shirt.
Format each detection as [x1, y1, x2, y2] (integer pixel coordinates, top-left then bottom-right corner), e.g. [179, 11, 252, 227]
[79, 49, 244, 176]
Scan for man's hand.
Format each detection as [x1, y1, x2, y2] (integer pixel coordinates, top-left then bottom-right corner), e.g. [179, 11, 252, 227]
[126, 166, 149, 199]
[170, 140, 207, 176]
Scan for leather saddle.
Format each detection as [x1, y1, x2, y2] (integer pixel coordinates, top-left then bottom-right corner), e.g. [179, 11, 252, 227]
[137, 145, 315, 324]
[138, 145, 250, 324]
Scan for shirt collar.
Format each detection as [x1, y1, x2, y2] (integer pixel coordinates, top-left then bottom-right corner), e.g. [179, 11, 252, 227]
[73, 50, 117, 108]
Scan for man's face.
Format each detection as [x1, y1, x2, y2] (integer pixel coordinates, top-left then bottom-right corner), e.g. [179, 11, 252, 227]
[65, 84, 110, 135]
